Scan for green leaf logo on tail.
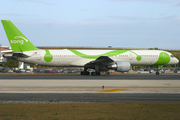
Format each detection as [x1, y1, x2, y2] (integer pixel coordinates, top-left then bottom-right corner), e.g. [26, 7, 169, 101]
[11, 36, 28, 45]
[1, 20, 39, 52]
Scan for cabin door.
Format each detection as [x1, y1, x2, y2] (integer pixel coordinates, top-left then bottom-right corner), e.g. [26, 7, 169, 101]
[129, 52, 133, 60]
[37, 52, 41, 60]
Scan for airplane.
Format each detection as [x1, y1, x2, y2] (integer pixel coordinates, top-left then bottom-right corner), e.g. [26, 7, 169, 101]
[1, 20, 179, 75]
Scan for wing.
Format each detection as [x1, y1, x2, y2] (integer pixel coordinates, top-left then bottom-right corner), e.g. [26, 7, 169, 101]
[84, 56, 115, 68]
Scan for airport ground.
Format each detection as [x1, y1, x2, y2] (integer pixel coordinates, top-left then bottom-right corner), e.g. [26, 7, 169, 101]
[0, 74, 180, 119]
[0, 73, 180, 102]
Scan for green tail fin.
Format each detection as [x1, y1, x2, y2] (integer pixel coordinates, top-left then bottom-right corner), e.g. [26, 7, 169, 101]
[1, 20, 39, 52]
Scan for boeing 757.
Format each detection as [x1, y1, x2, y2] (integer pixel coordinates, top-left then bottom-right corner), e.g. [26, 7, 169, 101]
[1, 20, 179, 75]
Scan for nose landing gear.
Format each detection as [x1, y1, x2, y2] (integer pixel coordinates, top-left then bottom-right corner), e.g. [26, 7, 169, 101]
[156, 71, 159, 75]
[156, 65, 160, 75]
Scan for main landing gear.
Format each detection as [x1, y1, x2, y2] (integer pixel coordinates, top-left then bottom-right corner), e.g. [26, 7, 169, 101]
[91, 71, 101, 75]
[81, 67, 90, 75]
[81, 67, 101, 75]
[81, 71, 101, 75]
[81, 71, 90, 75]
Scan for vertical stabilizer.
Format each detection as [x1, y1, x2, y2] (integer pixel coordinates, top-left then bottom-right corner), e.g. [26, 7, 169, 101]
[1, 20, 39, 52]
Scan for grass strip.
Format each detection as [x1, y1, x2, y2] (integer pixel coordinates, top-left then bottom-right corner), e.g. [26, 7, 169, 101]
[0, 103, 179, 120]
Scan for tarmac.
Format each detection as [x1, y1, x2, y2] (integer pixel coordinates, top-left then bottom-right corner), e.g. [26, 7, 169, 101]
[0, 79, 180, 93]
[0, 74, 180, 103]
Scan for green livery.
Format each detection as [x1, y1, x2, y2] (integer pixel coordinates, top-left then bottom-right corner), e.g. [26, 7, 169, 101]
[1, 20, 179, 75]
[154, 52, 170, 65]
[70, 49, 142, 61]
[44, 50, 53, 62]
[1, 20, 39, 52]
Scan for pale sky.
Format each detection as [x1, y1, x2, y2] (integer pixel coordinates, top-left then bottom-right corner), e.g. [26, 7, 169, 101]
[0, 0, 180, 49]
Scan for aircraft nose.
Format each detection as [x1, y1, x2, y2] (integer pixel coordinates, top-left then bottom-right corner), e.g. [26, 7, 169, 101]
[176, 58, 179, 64]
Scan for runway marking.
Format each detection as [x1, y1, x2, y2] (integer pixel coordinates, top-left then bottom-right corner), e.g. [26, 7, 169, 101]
[99, 88, 130, 93]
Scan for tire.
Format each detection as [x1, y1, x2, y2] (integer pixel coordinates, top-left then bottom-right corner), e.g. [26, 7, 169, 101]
[96, 72, 101, 75]
[81, 71, 90, 75]
[156, 72, 159, 75]
[91, 72, 95, 75]
[81, 71, 85, 75]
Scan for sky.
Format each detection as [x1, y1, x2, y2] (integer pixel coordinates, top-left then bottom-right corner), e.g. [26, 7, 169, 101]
[0, 0, 180, 49]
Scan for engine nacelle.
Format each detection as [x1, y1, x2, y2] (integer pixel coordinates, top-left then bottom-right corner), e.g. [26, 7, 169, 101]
[107, 61, 131, 72]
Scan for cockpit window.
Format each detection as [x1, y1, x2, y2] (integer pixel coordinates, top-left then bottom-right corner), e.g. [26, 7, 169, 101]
[170, 55, 174, 58]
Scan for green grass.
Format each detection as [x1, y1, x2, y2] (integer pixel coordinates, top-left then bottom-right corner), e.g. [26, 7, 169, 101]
[0, 103, 180, 120]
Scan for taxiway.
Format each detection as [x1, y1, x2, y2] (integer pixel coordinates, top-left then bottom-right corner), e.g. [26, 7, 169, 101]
[0, 74, 180, 103]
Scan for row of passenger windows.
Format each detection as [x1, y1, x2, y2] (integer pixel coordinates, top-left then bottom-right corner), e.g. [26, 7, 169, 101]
[139, 55, 158, 57]
[45, 55, 159, 57]
[45, 55, 129, 57]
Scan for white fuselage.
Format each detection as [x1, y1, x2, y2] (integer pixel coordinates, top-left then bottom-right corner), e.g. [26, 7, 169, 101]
[17, 49, 179, 67]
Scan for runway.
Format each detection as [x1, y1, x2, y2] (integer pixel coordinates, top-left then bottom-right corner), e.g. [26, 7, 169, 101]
[0, 74, 180, 80]
[0, 74, 180, 103]
[0, 79, 180, 93]
[0, 93, 180, 103]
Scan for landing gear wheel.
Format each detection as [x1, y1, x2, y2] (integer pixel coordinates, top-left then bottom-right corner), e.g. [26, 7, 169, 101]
[91, 72, 96, 75]
[85, 72, 90, 75]
[81, 71, 90, 75]
[106, 72, 110, 75]
[156, 65, 160, 75]
[91, 72, 101, 75]
[96, 72, 101, 75]
[81, 71, 85, 75]
[156, 72, 159, 75]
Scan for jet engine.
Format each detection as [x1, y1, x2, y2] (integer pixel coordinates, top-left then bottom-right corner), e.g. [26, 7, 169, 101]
[107, 61, 131, 72]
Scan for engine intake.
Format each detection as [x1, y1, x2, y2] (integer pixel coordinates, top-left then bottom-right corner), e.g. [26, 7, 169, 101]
[107, 61, 131, 72]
